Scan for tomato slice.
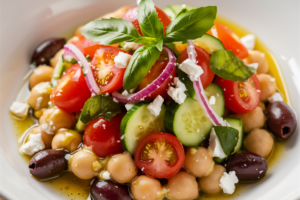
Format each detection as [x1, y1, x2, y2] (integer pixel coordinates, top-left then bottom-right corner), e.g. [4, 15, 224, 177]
[51, 64, 91, 113]
[207, 23, 248, 59]
[178, 45, 215, 89]
[134, 132, 185, 179]
[214, 74, 260, 113]
[90, 46, 131, 93]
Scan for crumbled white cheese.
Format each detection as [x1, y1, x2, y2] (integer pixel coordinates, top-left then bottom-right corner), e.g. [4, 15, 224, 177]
[268, 92, 283, 103]
[113, 98, 119, 103]
[20, 133, 45, 156]
[247, 63, 259, 71]
[101, 171, 111, 180]
[147, 95, 164, 116]
[33, 82, 52, 94]
[167, 77, 187, 104]
[122, 90, 129, 96]
[10, 101, 29, 119]
[209, 96, 216, 105]
[179, 59, 203, 81]
[123, 42, 143, 52]
[219, 171, 239, 194]
[240, 34, 255, 50]
[173, 77, 187, 91]
[125, 103, 135, 111]
[208, 128, 227, 159]
[114, 52, 132, 68]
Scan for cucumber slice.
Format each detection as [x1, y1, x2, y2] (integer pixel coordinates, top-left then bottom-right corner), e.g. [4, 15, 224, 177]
[169, 4, 196, 14]
[164, 84, 224, 146]
[162, 7, 176, 21]
[75, 119, 87, 132]
[121, 103, 166, 155]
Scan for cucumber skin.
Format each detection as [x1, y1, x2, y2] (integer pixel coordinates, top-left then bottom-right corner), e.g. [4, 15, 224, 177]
[164, 100, 180, 135]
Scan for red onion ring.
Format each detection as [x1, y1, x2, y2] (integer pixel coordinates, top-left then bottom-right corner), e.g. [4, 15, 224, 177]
[64, 43, 100, 94]
[112, 46, 176, 103]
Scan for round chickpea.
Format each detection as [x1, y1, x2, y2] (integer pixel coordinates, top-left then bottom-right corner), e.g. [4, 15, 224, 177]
[243, 50, 269, 74]
[29, 65, 53, 89]
[28, 82, 52, 110]
[199, 165, 226, 195]
[257, 74, 277, 102]
[131, 175, 163, 200]
[52, 129, 82, 153]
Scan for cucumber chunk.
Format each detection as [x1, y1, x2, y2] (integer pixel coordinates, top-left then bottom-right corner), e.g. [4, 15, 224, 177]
[162, 7, 176, 21]
[121, 103, 166, 155]
[163, 4, 195, 21]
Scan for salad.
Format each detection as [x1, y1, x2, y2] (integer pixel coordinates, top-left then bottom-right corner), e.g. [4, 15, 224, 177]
[9, 1, 298, 200]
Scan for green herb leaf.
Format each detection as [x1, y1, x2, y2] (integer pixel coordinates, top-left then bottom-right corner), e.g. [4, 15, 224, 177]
[79, 95, 122, 124]
[175, 7, 188, 18]
[123, 45, 161, 90]
[164, 6, 217, 43]
[210, 49, 254, 82]
[213, 126, 239, 156]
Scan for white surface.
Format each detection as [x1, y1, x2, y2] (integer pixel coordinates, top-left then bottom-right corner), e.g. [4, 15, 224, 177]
[208, 128, 227, 159]
[220, 171, 239, 195]
[0, 0, 299, 200]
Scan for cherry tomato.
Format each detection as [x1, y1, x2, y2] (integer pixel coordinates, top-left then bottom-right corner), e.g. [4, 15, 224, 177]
[134, 132, 185, 179]
[90, 46, 131, 93]
[178, 45, 215, 89]
[207, 23, 248, 59]
[138, 48, 176, 100]
[214, 74, 260, 113]
[83, 114, 124, 157]
[51, 64, 91, 113]
[122, 5, 171, 36]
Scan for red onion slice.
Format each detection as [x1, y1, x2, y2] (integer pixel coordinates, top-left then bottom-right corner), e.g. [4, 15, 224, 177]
[187, 40, 228, 126]
[64, 43, 100, 94]
[112, 46, 176, 103]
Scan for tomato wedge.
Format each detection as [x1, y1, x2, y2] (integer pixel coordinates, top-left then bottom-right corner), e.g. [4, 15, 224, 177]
[214, 74, 260, 113]
[134, 132, 185, 179]
[90, 46, 131, 93]
[207, 23, 248, 59]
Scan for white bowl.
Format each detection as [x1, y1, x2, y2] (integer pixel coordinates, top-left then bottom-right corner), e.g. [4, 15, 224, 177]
[0, 0, 299, 199]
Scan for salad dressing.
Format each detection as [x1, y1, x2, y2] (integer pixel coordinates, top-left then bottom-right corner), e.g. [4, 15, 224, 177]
[10, 16, 290, 200]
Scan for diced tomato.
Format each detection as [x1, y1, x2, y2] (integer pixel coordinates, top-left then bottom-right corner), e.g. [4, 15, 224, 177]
[50, 64, 91, 113]
[134, 132, 185, 179]
[178, 45, 215, 89]
[214, 74, 260, 113]
[207, 23, 248, 59]
[90, 46, 131, 93]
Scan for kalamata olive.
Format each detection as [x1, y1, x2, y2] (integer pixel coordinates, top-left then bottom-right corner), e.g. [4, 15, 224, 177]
[31, 38, 66, 66]
[28, 149, 68, 179]
[90, 178, 131, 200]
[225, 151, 267, 182]
[265, 101, 297, 139]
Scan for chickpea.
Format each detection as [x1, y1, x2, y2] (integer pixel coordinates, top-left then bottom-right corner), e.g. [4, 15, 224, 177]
[131, 175, 163, 200]
[50, 49, 64, 68]
[29, 65, 53, 89]
[244, 129, 274, 158]
[199, 165, 226, 195]
[258, 102, 266, 111]
[28, 82, 52, 110]
[70, 149, 99, 180]
[232, 107, 265, 133]
[25, 126, 53, 149]
[243, 50, 269, 74]
[184, 147, 214, 178]
[107, 153, 138, 184]
[257, 74, 277, 102]
[52, 129, 82, 153]
[166, 171, 199, 200]
[39, 107, 76, 134]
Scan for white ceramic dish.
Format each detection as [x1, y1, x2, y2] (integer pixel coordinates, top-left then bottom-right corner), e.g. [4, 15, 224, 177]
[0, 0, 299, 199]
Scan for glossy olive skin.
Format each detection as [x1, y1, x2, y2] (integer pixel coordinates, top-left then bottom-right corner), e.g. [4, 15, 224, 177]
[265, 101, 297, 139]
[90, 178, 131, 200]
[31, 38, 66, 66]
[225, 151, 267, 182]
[28, 149, 68, 179]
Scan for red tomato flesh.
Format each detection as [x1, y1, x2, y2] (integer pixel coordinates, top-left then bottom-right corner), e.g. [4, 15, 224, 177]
[134, 132, 185, 179]
[51, 64, 91, 113]
[214, 74, 261, 113]
[83, 113, 124, 157]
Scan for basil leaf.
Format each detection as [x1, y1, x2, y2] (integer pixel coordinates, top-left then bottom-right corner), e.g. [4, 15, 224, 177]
[178, 67, 195, 99]
[214, 126, 239, 156]
[138, 0, 164, 50]
[175, 7, 188, 18]
[123, 45, 161, 90]
[80, 95, 121, 124]
[164, 6, 217, 43]
[210, 49, 254, 82]
[81, 18, 142, 45]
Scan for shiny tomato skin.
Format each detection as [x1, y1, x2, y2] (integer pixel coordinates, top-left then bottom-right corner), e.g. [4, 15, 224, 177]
[83, 114, 124, 157]
[91, 46, 131, 93]
[122, 5, 171, 36]
[207, 23, 248, 59]
[178, 45, 215, 89]
[214, 75, 261, 113]
[134, 132, 185, 179]
[51, 64, 91, 113]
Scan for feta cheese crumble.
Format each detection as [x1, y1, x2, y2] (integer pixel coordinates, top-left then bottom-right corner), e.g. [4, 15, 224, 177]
[208, 128, 227, 159]
[123, 42, 143, 52]
[20, 133, 45, 156]
[240, 34, 255, 50]
[219, 171, 239, 194]
[122, 90, 129, 96]
[10, 101, 29, 119]
[101, 171, 111, 180]
[209, 96, 216, 105]
[179, 58, 203, 81]
[268, 92, 283, 103]
[167, 77, 187, 104]
[147, 95, 164, 116]
[247, 63, 259, 71]
[125, 103, 135, 111]
[114, 52, 132, 68]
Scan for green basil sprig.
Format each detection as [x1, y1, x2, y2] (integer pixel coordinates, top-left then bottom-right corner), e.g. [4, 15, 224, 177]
[213, 126, 239, 157]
